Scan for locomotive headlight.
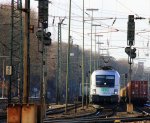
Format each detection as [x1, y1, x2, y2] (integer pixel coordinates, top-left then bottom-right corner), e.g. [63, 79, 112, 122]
[114, 89, 118, 94]
[92, 89, 96, 94]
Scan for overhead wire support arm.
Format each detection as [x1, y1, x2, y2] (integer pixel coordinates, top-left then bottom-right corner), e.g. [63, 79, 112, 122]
[135, 17, 146, 20]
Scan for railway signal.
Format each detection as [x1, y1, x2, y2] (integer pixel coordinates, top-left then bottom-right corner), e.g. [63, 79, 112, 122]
[125, 47, 136, 59]
[38, 0, 48, 23]
[126, 15, 135, 112]
[43, 32, 51, 46]
[127, 15, 135, 46]
[130, 48, 136, 58]
[36, 30, 51, 46]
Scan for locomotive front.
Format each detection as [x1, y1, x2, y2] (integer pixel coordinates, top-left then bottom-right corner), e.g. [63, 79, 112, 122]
[90, 69, 120, 104]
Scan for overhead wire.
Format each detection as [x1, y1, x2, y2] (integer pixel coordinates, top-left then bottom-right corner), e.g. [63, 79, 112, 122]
[4, 0, 150, 60]
[116, 0, 139, 17]
[43, 0, 149, 50]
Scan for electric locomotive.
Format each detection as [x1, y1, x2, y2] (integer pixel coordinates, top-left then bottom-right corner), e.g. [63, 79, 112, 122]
[90, 66, 120, 104]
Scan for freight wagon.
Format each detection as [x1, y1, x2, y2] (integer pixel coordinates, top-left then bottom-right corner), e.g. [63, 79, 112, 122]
[120, 81, 148, 104]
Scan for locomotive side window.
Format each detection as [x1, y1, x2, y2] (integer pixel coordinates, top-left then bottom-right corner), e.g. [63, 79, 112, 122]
[96, 75, 115, 87]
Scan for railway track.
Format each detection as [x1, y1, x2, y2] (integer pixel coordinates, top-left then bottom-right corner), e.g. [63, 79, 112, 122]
[0, 103, 150, 123]
[44, 103, 150, 123]
[46, 103, 82, 115]
[135, 105, 150, 116]
[44, 104, 117, 123]
[44, 113, 150, 123]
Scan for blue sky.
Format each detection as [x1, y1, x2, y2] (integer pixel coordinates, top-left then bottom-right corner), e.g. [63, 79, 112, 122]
[1, 0, 150, 67]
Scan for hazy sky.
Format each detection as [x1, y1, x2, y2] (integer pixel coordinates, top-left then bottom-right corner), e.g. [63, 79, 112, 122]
[1, 0, 150, 67]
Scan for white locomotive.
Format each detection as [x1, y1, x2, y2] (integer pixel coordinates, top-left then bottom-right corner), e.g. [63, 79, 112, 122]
[90, 67, 120, 104]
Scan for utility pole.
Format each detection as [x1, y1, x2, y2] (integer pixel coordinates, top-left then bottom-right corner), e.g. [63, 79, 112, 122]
[36, 0, 52, 122]
[65, 0, 72, 113]
[56, 18, 65, 104]
[56, 22, 61, 104]
[75, 45, 79, 97]
[94, 26, 97, 70]
[2, 57, 5, 98]
[86, 8, 98, 105]
[125, 15, 136, 113]
[23, 0, 30, 104]
[92, 25, 101, 70]
[2, 46, 5, 98]
[86, 8, 98, 74]
[82, 0, 85, 109]
[41, 23, 46, 121]
[96, 35, 103, 69]
[148, 71, 150, 100]
[9, 0, 23, 104]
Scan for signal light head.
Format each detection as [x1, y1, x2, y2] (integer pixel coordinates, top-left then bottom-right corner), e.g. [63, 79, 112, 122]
[125, 47, 136, 59]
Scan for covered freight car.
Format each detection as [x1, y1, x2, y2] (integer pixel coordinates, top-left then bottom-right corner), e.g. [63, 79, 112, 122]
[120, 81, 148, 104]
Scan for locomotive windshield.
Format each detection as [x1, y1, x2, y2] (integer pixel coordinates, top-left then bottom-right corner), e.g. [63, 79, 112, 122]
[96, 75, 115, 87]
